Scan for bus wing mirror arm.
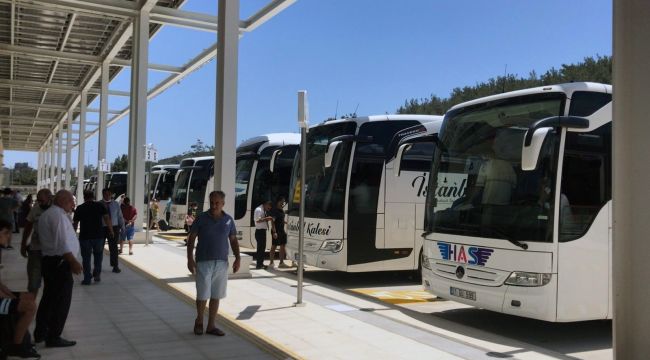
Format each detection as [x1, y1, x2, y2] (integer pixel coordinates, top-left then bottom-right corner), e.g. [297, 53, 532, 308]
[521, 116, 589, 171]
[324, 141, 342, 168]
[270, 149, 282, 173]
[394, 143, 412, 177]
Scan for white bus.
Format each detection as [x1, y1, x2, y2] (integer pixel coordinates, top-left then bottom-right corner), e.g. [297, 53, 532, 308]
[285, 115, 443, 272]
[421, 82, 612, 322]
[169, 134, 300, 251]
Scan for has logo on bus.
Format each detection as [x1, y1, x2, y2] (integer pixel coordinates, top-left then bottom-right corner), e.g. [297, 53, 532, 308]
[437, 242, 493, 266]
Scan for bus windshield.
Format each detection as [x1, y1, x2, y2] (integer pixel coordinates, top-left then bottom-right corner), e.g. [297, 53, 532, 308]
[188, 160, 212, 212]
[425, 93, 565, 242]
[172, 169, 191, 205]
[288, 122, 356, 220]
[150, 169, 178, 200]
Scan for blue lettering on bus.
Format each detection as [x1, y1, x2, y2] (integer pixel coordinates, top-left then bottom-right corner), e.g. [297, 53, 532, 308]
[437, 242, 493, 266]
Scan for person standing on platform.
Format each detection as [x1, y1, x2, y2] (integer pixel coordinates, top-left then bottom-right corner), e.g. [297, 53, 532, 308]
[73, 191, 112, 285]
[253, 201, 273, 270]
[268, 196, 290, 269]
[101, 188, 124, 273]
[186, 191, 240, 336]
[20, 188, 53, 294]
[33, 190, 81, 348]
[120, 197, 137, 255]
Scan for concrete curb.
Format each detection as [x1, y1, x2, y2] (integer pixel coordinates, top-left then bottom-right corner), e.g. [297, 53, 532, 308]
[117, 253, 302, 360]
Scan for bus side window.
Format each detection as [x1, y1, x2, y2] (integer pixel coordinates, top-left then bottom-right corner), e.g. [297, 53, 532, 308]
[400, 142, 435, 173]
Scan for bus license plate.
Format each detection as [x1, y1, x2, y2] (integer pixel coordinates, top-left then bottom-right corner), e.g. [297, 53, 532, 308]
[450, 287, 476, 301]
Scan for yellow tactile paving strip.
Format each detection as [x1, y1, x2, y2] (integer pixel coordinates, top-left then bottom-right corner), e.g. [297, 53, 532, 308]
[350, 288, 438, 304]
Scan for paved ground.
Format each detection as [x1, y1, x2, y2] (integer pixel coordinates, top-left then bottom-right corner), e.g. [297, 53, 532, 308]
[1, 229, 613, 360]
[0, 232, 276, 360]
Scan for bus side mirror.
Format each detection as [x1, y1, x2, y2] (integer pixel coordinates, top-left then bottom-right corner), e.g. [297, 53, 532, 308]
[394, 143, 412, 177]
[324, 141, 342, 168]
[521, 128, 551, 171]
[270, 149, 282, 173]
[521, 116, 590, 171]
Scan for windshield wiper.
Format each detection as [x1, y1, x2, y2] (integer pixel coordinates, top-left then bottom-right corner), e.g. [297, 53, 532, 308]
[485, 228, 528, 250]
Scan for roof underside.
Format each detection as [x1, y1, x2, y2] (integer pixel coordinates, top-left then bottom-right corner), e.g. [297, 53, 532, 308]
[0, 0, 183, 151]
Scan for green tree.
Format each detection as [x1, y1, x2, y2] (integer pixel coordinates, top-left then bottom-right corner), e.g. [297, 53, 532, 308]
[112, 154, 128, 172]
[397, 55, 612, 115]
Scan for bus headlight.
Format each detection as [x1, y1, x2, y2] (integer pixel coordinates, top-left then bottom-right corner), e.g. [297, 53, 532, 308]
[505, 272, 552, 287]
[320, 239, 343, 252]
[421, 255, 432, 270]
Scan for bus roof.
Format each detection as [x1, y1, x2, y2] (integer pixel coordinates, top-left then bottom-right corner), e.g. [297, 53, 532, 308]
[238, 133, 300, 149]
[318, 114, 443, 127]
[152, 164, 179, 169]
[449, 82, 612, 111]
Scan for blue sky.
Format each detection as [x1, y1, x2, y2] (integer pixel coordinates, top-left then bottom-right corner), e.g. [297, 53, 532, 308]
[4, 0, 612, 169]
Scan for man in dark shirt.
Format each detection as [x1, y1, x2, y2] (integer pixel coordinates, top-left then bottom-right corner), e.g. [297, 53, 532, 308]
[73, 191, 113, 285]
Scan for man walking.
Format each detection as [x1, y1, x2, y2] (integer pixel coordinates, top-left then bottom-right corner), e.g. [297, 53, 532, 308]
[187, 191, 240, 336]
[101, 188, 124, 273]
[73, 191, 113, 285]
[20, 188, 53, 294]
[253, 200, 273, 270]
[34, 190, 81, 347]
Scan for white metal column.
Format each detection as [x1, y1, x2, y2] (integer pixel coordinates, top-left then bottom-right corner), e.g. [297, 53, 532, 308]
[37, 150, 42, 188]
[214, 0, 240, 215]
[65, 111, 72, 189]
[76, 90, 87, 202]
[97, 61, 109, 199]
[57, 124, 63, 190]
[128, 12, 149, 231]
[49, 134, 55, 192]
[613, 0, 650, 357]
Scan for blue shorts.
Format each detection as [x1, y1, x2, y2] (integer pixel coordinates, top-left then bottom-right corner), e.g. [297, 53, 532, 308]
[124, 225, 135, 241]
[195, 260, 228, 301]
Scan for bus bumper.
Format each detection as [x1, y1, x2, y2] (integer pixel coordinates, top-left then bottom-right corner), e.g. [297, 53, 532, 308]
[422, 268, 558, 322]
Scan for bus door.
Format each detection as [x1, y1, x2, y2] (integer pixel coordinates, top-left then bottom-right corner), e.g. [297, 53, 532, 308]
[347, 121, 419, 268]
[386, 141, 436, 268]
[556, 123, 611, 320]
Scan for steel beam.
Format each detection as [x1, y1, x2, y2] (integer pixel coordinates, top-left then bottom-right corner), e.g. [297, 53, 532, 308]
[49, 134, 55, 192]
[76, 90, 87, 202]
[128, 10, 150, 231]
[214, 0, 240, 216]
[0, 100, 68, 112]
[65, 111, 73, 189]
[0, 43, 102, 65]
[97, 61, 109, 199]
[112, 59, 184, 74]
[57, 125, 64, 190]
[613, 0, 650, 356]
[0, 79, 81, 94]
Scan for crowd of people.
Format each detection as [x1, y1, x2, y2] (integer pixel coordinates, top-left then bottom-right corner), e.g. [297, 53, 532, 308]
[0, 187, 140, 358]
[1, 184, 290, 358]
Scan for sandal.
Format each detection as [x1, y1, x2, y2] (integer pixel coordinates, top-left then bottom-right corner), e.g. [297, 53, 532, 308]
[129, 251, 133, 255]
[205, 327, 225, 336]
[194, 320, 203, 335]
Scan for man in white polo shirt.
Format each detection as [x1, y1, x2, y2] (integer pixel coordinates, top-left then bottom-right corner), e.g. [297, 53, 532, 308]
[253, 201, 273, 270]
[34, 190, 82, 348]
